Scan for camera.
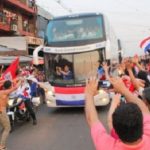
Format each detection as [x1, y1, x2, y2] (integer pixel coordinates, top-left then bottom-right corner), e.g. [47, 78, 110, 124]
[120, 95, 126, 103]
[98, 80, 111, 89]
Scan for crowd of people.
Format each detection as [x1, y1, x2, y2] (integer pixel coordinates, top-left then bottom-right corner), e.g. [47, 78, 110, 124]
[0, 64, 45, 150]
[85, 55, 150, 150]
[0, 54, 150, 149]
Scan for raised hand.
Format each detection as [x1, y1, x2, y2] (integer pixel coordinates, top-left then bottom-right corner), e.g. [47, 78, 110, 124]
[125, 59, 133, 70]
[109, 77, 127, 94]
[111, 94, 121, 108]
[85, 77, 98, 97]
[102, 62, 109, 72]
[132, 56, 139, 64]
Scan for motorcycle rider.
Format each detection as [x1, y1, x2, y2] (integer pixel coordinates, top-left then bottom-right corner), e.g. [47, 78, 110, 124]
[16, 79, 37, 125]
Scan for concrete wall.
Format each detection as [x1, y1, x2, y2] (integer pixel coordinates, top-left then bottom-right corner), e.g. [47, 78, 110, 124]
[0, 36, 27, 51]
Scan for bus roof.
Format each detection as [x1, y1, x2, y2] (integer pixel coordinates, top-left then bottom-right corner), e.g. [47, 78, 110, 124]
[51, 12, 103, 21]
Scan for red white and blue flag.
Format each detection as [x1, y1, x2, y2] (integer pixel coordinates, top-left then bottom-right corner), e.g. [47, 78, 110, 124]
[140, 37, 150, 53]
[54, 86, 85, 106]
[1, 57, 19, 81]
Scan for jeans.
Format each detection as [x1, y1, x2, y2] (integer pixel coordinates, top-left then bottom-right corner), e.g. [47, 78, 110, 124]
[24, 99, 36, 121]
[0, 110, 11, 146]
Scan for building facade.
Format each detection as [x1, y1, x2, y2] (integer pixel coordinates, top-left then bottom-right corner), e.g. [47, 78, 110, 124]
[0, 0, 45, 56]
[0, 0, 37, 36]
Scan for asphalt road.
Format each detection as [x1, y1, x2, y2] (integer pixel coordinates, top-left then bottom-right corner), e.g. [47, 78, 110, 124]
[8, 104, 109, 150]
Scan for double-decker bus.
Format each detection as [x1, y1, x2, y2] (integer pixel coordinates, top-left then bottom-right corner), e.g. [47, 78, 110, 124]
[33, 13, 118, 107]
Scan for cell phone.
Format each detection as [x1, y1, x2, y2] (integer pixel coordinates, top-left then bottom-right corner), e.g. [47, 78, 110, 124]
[98, 80, 111, 88]
[120, 96, 126, 103]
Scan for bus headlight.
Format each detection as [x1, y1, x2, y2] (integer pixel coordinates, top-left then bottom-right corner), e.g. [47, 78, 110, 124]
[47, 91, 53, 96]
[8, 99, 14, 107]
[101, 98, 107, 102]
[94, 90, 110, 106]
[45, 90, 55, 101]
[99, 89, 104, 94]
[47, 100, 51, 105]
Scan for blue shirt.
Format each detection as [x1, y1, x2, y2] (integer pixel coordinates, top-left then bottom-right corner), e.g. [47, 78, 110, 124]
[63, 71, 73, 80]
[97, 67, 104, 76]
[30, 82, 37, 97]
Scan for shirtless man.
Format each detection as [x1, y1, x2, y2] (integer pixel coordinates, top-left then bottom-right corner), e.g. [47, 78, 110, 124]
[0, 79, 21, 150]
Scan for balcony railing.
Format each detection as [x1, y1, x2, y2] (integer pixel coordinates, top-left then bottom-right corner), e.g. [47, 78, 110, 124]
[0, 13, 18, 32]
[0, 12, 35, 36]
[6, 0, 37, 14]
[0, 14, 10, 31]
[0, 22, 10, 32]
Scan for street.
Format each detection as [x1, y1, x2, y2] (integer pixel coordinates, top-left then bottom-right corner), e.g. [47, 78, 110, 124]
[8, 104, 109, 150]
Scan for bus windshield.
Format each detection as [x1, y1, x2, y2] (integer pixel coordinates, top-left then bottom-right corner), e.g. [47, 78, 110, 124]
[46, 15, 105, 44]
[44, 50, 103, 86]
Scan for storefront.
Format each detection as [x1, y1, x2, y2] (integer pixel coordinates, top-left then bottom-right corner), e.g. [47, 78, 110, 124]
[26, 36, 44, 56]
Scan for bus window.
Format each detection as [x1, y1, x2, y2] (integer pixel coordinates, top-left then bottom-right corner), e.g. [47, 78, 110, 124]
[47, 15, 105, 43]
[44, 49, 104, 86]
[45, 53, 74, 85]
[74, 50, 100, 83]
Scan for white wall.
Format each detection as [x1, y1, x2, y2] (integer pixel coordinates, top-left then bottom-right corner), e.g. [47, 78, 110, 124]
[0, 37, 27, 51]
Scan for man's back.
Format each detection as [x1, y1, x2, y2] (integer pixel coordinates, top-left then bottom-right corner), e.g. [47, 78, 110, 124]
[0, 91, 9, 111]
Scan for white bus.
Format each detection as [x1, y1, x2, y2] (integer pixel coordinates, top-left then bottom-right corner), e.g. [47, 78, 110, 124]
[33, 13, 118, 107]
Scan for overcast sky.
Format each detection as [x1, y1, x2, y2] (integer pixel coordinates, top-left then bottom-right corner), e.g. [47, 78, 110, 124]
[36, 0, 150, 16]
[36, 0, 150, 56]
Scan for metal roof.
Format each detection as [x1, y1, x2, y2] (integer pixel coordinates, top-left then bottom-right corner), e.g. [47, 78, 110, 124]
[0, 56, 32, 65]
[0, 45, 14, 51]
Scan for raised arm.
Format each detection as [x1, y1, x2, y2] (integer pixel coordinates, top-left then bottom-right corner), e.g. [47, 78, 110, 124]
[132, 56, 145, 71]
[0, 79, 5, 87]
[110, 77, 149, 115]
[125, 60, 145, 90]
[85, 77, 99, 128]
[2, 79, 21, 95]
[102, 62, 110, 80]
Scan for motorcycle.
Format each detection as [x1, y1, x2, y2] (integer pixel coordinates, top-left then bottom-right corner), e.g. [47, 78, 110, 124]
[7, 96, 30, 131]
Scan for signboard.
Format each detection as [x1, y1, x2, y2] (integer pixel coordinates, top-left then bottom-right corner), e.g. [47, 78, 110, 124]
[43, 42, 106, 54]
[26, 36, 44, 45]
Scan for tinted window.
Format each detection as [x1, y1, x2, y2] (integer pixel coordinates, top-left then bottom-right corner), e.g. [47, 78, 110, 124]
[44, 50, 103, 86]
[46, 15, 105, 44]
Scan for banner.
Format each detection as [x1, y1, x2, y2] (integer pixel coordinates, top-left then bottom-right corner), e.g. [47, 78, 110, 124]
[2, 57, 19, 81]
[54, 86, 85, 106]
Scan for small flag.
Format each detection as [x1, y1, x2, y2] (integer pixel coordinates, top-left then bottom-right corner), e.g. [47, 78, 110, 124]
[140, 37, 150, 53]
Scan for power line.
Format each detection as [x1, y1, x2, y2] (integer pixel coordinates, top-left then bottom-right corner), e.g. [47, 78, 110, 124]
[54, 0, 73, 14]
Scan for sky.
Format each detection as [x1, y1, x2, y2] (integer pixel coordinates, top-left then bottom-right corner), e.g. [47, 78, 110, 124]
[36, 0, 150, 56]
